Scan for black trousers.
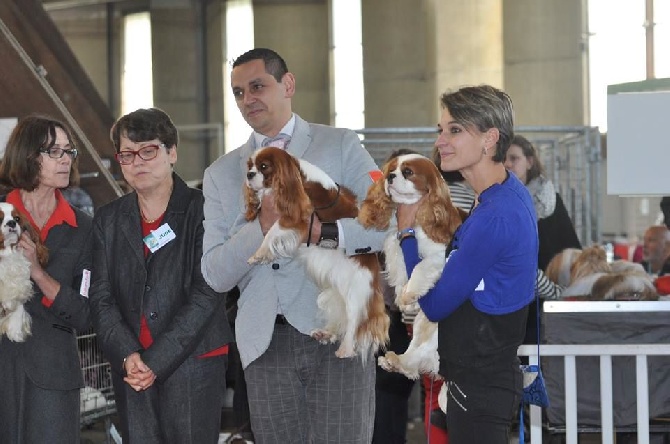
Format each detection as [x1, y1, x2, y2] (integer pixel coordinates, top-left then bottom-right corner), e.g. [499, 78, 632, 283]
[445, 367, 522, 444]
[372, 310, 415, 444]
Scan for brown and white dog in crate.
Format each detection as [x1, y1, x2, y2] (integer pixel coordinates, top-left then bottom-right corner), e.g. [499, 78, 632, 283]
[0, 202, 49, 342]
[359, 153, 464, 379]
[547, 245, 657, 301]
[244, 146, 389, 360]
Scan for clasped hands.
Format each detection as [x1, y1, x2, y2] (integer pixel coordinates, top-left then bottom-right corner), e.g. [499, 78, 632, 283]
[123, 352, 156, 392]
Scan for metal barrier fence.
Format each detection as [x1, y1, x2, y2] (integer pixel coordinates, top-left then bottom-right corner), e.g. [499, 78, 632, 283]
[518, 342, 670, 444]
[354, 126, 602, 246]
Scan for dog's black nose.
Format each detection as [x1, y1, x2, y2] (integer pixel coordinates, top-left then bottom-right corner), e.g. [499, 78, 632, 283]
[246, 172, 256, 180]
[388, 173, 395, 184]
[6, 220, 16, 228]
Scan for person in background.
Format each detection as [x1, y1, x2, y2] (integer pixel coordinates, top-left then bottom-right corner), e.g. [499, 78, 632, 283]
[89, 108, 233, 443]
[504, 134, 580, 343]
[504, 135, 581, 270]
[200, 48, 386, 443]
[641, 225, 670, 275]
[396, 85, 536, 443]
[0, 115, 92, 443]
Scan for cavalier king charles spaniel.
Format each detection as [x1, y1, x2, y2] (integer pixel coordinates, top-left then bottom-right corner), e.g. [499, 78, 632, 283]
[359, 153, 464, 378]
[547, 245, 657, 301]
[0, 202, 48, 342]
[244, 146, 389, 359]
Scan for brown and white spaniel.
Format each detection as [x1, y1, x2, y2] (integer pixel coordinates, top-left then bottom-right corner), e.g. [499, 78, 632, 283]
[244, 147, 389, 359]
[0, 202, 48, 342]
[548, 245, 657, 301]
[359, 153, 464, 378]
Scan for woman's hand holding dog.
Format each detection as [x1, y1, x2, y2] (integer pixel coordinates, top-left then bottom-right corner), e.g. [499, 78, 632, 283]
[18, 232, 60, 301]
[395, 197, 424, 231]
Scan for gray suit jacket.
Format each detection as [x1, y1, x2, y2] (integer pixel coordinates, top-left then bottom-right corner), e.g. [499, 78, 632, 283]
[201, 114, 387, 367]
[0, 203, 92, 391]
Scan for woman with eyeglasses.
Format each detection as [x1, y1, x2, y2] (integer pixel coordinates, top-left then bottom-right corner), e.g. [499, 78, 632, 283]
[88, 108, 233, 443]
[0, 114, 93, 443]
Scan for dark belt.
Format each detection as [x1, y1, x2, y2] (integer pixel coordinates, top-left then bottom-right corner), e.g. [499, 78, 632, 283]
[275, 315, 288, 325]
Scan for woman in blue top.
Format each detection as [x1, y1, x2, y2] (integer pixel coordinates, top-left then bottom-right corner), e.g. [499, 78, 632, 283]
[396, 85, 538, 444]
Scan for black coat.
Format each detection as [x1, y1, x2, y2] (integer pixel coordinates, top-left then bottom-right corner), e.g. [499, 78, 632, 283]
[537, 193, 582, 271]
[89, 174, 233, 380]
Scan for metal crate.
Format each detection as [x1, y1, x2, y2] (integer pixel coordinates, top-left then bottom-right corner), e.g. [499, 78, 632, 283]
[78, 329, 116, 431]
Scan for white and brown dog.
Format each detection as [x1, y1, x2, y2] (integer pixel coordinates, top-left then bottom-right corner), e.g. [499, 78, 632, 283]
[0, 202, 48, 342]
[359, 153, 464, 379]
[244, 146, 389, 360]
[547, 245, 657, 301]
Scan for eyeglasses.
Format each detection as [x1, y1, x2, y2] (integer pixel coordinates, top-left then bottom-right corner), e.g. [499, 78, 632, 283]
[115, 144, 165, 165]
[40, 147, 78, 160]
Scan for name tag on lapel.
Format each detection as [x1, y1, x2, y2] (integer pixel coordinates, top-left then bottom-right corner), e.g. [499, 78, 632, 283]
[143, 223, 176, 253]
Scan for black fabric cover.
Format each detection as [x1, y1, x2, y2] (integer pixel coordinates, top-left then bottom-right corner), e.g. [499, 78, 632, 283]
[543, 310, 670, 426]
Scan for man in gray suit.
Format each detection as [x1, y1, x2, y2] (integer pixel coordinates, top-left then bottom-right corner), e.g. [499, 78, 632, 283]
[201, 48, 386, 443]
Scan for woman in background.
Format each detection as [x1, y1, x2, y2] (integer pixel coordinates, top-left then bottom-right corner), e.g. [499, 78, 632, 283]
[504, 134, 581, 342]
[504, 134, 581, 270]
[0, 115, 92, 443]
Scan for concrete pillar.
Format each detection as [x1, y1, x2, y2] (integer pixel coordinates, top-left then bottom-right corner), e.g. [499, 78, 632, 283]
[361, 0, 435, 127]
[253, 2, 330, 125]
[503, 0, 587, 126]
[151, 0, 225, 182]
[361, 0, 504, 127]
[429, 0, 504, 111]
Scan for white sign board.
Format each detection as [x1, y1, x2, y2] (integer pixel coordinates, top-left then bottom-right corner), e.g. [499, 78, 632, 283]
[0, 118, 18, 159]
[607, 91, 670, 195]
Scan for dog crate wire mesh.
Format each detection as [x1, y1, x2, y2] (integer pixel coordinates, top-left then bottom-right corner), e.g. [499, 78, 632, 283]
[78, 328, 116, 428]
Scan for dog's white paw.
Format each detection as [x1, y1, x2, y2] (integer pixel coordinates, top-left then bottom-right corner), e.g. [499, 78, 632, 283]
[399, 287, 419, 308]
[378, 352, 419, 379]
[335, 342, 356, 359]
[310, 329, 336, 344]
[248, 248, 274, 265]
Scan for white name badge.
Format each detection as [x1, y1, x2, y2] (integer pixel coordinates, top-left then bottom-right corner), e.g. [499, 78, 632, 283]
[80, 269, 91, 298]
[143, 223, 176, 253]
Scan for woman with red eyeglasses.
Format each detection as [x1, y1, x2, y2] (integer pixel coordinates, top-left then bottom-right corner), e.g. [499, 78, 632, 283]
[89, 108, 233, 443]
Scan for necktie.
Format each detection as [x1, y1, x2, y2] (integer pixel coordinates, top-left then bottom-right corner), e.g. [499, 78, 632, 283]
[261, 133, 291, 149]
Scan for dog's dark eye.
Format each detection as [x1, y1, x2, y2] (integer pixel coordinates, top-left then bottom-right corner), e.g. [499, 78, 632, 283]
[259, 163, 269, 171]
[401, 168, 414, 178]
[13, 216, 20, 223]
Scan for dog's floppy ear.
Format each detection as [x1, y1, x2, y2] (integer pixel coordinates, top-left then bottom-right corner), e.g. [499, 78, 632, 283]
[271, 151, 311, 228]
[418, 169, 462, 244]
[19, 217, 49, 267]
[359, 163, 395, 230]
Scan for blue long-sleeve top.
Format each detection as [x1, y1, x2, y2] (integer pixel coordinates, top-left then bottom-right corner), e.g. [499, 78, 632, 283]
[404, 173, 538, 321]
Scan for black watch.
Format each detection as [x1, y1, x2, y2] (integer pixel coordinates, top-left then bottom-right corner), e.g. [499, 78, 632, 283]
[318, 223, 339, 249]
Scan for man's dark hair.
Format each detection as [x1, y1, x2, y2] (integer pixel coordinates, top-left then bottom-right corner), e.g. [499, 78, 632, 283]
[232, 48, 289, 82]
[110, 108, 178, 152]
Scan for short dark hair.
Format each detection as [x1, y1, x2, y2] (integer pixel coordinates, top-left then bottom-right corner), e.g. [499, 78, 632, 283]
[439, 85, 514, 163]
[0, 114, 79, 191]
[510, 134, 545, 183]
[110, 108, 178, 152]
[232, 48, 289, 82]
